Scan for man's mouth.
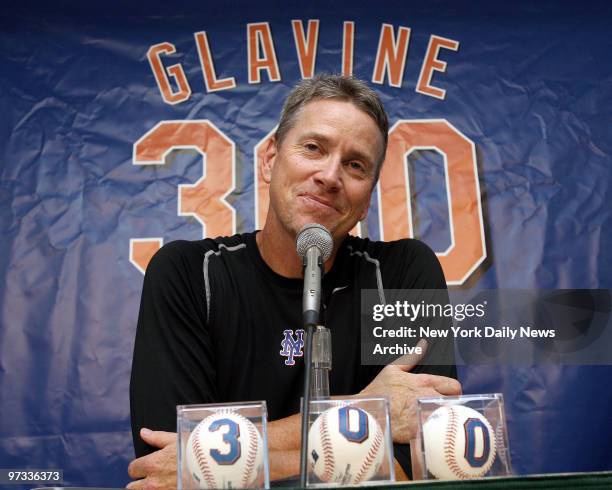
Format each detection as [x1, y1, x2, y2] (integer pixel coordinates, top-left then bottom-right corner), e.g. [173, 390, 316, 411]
[300, 193, 339, 213]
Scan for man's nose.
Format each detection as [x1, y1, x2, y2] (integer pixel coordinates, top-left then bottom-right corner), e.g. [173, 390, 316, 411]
[314, 155, 342, 190]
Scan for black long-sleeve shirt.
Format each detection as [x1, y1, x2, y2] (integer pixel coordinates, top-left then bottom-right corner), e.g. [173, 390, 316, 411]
[130, 231, 456, 476]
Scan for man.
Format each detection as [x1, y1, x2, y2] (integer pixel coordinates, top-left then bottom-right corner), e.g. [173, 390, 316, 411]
[128, 75, 461, 488]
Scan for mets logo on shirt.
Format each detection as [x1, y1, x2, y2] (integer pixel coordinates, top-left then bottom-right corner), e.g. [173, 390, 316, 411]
[280, 329, 305, 366]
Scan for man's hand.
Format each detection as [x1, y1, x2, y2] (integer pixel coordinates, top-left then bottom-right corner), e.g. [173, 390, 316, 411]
[127, 429, 177, 490]
[359, 340, 462, 444]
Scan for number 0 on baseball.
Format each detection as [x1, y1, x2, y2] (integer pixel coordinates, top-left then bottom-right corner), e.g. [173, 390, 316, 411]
[308, 406, 387, 485]
[423, 405, 497, 480]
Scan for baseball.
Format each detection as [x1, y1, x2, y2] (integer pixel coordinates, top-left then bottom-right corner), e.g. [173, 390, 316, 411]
[308, 405, 386, 484]
[422, 405, 496, 480]
[185, 410, 263, 489]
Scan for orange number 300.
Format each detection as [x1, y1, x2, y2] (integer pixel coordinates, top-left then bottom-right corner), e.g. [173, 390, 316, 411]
[129, 119, 485, 285]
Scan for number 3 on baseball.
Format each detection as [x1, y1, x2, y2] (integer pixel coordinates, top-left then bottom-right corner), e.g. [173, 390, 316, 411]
[208, 418, 240, 464]
[186, 411, 263, 488]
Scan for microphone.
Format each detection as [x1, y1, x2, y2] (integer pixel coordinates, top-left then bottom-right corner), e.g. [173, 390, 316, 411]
[295, 223, 333, 487]
[296, 223, 333, 327]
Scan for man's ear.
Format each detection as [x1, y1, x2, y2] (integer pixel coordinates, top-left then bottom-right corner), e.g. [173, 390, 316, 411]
[261, 136, 278, 184]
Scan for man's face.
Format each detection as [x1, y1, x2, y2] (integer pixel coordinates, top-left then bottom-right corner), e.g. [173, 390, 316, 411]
[262, 99, 383, 243]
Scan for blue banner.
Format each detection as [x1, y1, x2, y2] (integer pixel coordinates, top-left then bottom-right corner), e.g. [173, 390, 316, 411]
[1, 1, 611, 486]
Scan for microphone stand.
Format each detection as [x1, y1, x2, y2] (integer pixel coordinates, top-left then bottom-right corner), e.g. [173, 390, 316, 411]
[311, 325, 331, 399]
[299, 247, 321, 488]
[299, 323, 332, 487]
[296, 223, 332, 488]
[299, 322, 316, 488]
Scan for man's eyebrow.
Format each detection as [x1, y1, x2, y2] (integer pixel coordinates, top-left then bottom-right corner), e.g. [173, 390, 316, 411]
[300, 131, 330, 144]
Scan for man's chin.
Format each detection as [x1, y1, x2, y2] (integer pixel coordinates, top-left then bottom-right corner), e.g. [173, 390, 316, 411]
[294, 217, 337, 235]
[284, 211, 358, 240]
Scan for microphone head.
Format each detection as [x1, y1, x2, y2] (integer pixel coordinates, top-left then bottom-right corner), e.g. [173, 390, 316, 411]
[296, 223, 333, 262]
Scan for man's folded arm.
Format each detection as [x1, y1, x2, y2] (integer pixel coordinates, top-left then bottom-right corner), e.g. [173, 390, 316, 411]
[130, 241, 217, 457]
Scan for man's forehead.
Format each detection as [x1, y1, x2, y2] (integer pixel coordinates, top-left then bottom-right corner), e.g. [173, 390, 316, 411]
[295, 98, 367, 123]
[290, 100, 383, 153]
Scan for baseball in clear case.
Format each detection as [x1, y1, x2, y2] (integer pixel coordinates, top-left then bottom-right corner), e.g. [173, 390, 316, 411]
[410, 393, 512, 481]
[177, 401, 270, 489]
[305, 397, 395, 487]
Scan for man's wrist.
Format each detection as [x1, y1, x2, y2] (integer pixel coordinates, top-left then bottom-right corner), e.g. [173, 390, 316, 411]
[267, 413, 302, 451]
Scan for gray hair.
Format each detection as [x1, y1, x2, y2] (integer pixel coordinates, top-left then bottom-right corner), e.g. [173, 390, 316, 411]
[275, 74, 389, 179]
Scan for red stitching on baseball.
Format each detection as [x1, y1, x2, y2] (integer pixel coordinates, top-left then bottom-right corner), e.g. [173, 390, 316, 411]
[443, 407, 472, 479]
[241, 416, 259, 487]
[353, 421, 383, 484]
[192, 420, 218, 488]
[319, 411, 335, 481]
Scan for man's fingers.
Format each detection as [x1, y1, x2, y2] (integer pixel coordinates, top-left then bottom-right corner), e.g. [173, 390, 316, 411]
[128, 429, 176, 478]
[391, 339, 428, 371]
[425, 374, 462, 396]
[127, 456, 146, 480]
[140, 428, 177, 449]
[126, 479, 142, 489]
[127, 430, 178, 488]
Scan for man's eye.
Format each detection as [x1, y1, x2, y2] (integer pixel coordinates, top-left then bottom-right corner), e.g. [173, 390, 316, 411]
[305, 143, 319, 152]
[348, 161, 365, 172]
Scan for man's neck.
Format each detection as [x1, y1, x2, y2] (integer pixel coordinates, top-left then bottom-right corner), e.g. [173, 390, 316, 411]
[256, 223, 338, 279]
